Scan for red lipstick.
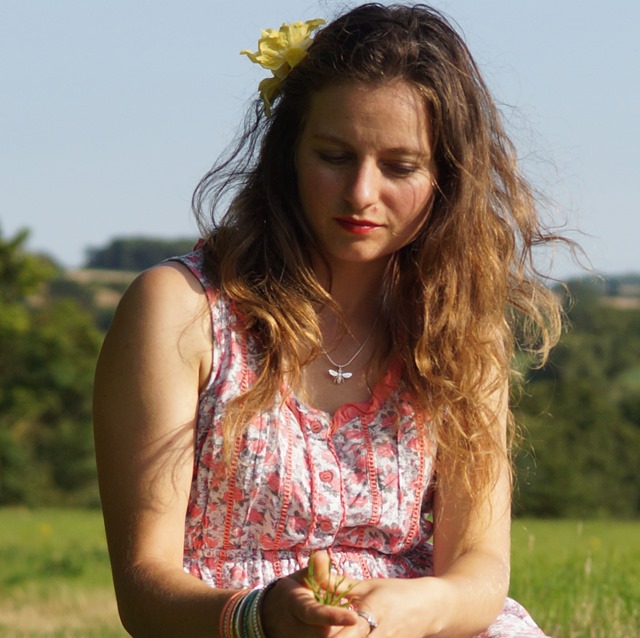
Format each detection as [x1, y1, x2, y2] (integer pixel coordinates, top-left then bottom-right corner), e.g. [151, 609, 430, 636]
[335, 216, 381, 234]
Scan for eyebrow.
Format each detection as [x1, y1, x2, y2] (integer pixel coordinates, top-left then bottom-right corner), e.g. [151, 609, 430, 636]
[309, 132, 431, 160]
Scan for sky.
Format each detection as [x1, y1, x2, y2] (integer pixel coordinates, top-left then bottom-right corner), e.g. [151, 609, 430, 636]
[1, 0, 638, 280]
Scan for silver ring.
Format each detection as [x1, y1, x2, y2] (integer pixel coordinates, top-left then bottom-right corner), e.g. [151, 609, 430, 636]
[356, 609, 378, 633]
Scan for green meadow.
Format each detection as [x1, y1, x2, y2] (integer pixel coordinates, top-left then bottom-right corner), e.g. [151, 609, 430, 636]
[510, 519, 640, 637]
[1, 509, 638, 637]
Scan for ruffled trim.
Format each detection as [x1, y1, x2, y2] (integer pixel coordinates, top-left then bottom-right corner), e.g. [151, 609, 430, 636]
[331, 357, 403, 427]
[287, 358, 403, 428]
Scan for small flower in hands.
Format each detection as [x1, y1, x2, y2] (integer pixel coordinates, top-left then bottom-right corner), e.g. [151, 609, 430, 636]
[305, 550, 357, 607]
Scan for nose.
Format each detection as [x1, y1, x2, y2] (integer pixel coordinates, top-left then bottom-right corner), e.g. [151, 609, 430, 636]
[344, 159, 380, 211]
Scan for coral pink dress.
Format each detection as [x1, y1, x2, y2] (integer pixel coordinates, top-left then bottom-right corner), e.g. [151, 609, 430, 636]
[174, 250, 549, 637]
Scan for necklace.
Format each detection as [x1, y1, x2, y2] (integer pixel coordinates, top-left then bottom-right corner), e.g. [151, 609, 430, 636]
[322, 321, 377, 384]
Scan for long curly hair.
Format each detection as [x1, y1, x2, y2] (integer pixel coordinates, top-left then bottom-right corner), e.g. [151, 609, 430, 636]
[192, 3, 567, 502]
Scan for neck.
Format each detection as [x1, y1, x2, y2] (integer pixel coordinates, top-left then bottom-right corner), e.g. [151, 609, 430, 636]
[313, 257, 388, 320]
[305, 257, 389, 392]
[314, 259, 387, 376]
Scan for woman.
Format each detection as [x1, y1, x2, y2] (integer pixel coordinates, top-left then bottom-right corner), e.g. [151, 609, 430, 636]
[94, 4, 564, 637]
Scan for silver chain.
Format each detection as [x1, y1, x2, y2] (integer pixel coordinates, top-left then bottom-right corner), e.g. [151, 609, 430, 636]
[322, 321, 377, 384]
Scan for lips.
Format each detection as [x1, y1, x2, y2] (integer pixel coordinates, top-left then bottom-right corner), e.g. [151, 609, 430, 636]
[334, 216, 382, 234]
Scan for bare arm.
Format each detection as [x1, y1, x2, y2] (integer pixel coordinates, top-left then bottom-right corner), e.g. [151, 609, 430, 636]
[93, 263, 229, 637]
[428, 379, 512, 636]
[94, 263, 360, 638]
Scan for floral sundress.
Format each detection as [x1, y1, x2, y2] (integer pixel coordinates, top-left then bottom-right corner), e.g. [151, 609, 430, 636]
[173, 250, 549, 637]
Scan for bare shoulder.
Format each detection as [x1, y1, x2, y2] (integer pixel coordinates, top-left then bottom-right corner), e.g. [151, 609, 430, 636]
[116, 260, 208, 321]
[99, 261, 212, 389]
[93, 261, 211, 583]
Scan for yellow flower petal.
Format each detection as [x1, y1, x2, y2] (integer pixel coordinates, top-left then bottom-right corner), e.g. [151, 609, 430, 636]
[241, 18, 325, 114]
[239, 49, 259, 64]
[258, 76, 282, 116]
[241, 18, 325, 72]
[284, 46, 307, 68]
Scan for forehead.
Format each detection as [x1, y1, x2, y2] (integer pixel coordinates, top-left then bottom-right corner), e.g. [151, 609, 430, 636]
[301, 80, 432, 150]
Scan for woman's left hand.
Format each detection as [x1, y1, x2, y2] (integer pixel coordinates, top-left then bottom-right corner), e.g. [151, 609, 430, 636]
[330, 575, 448, 638]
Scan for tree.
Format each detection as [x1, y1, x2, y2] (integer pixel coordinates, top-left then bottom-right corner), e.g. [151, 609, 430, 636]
[515, 277, 640, 518]
[85, 237, 197, 271]
[0, 228, 102, 505]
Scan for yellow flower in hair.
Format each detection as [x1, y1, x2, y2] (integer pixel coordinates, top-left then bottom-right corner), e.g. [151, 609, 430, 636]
[241, 18, 325, 114]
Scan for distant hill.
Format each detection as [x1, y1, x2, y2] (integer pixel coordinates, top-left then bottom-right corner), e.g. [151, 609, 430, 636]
[564, 273, 640, 310]
[64, 268, 136, 311]
[85, 237, 198, 271]
[603, 275, 640, 304]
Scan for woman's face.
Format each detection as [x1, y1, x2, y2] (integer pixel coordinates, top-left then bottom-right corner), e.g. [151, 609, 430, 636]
[296, 80, 437, 270]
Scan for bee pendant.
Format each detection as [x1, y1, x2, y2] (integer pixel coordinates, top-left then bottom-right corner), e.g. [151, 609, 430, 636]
[328, 367, 352, 384]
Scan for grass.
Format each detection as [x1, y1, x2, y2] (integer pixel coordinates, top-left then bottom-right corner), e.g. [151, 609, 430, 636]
[510, 519, 640, 637]
[0, 509, 638, 637]
[0, 508, 125, 637]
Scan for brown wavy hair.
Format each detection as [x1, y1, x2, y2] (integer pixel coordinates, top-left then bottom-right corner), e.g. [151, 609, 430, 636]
[192, 3, 568, 502]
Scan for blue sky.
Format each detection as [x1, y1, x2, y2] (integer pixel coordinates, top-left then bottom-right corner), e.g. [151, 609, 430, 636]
[1, 0, 638, 280]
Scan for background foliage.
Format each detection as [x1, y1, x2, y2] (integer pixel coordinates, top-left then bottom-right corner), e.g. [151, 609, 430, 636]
[0, 232, 191, 506]
[1, 228, 639, 516]
[85, 236, 196, 272]
[514, 277, 640, 517]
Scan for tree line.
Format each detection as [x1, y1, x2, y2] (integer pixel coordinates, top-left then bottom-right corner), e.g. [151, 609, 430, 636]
[1, 229, 639, 516]
[514, 278, 640, 517]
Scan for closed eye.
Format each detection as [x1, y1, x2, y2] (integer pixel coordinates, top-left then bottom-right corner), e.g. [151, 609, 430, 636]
[316, 151, 422, 177]
[317, 152, 350, 164]
[383, 163, 419, 177]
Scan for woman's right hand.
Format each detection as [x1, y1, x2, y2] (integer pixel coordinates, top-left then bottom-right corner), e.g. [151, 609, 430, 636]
[261, 551, 363, 638]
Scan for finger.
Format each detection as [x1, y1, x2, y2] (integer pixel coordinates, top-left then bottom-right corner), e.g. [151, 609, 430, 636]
[296, 600, 360, 627]
[288, 549, 332, 588]
[309, 550, 362, 602]
[310, 548, 332, 585]
[330, 615, 373, 638]
[267, 574, 359, 628]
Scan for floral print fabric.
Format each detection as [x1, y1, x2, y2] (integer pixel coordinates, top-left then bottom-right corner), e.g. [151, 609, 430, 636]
[173, 250, 549, 637]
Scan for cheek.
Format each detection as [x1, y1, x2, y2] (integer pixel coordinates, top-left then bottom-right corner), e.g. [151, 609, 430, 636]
[299, 165, 338, 210]
[395, 183, 434, 226]
[297, 177, 315, 221]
